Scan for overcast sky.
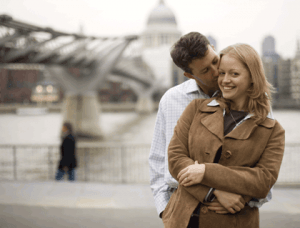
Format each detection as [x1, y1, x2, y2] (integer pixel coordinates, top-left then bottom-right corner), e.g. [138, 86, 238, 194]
[1, 0, 300, 59]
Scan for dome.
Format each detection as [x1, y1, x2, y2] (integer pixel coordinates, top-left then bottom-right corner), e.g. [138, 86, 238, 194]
[147, 0, 177, 26]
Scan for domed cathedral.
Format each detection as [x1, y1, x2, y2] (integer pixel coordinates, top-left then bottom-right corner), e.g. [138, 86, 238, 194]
[141, 0, 184, 88]
[142, 0, 181, 48]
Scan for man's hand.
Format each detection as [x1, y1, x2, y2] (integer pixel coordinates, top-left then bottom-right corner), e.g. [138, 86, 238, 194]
[213, 190, 245, 214]
[203, 199, 229, 214]
[63, 166, 68, 172]
[178, 161, 205, 186]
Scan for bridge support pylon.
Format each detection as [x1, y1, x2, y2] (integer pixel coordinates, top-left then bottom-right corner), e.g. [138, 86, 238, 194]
[135, 94, 155, 114]
[62, 92, 103, 139]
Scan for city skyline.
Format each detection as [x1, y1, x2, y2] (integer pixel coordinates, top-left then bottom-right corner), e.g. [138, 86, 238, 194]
[1, 0, 300, 59]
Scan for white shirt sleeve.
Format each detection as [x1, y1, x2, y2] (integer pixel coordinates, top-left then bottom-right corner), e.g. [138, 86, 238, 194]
[149, 99, 172, 216]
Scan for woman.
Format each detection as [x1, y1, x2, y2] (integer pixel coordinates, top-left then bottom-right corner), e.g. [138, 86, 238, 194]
[55, 122, 77, 181]
[164, 44, 285, 228]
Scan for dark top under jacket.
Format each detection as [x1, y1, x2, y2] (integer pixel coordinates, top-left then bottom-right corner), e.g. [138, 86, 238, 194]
[214, 110, 248, 163]
[58, 134, 77, 169]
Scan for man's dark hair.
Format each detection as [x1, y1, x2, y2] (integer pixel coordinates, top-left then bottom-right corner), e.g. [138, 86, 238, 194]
[170, 32, 211, 74]
[63, 122, 73, 133]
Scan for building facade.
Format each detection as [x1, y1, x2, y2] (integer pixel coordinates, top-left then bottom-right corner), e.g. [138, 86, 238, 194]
[291, 41, 300, 104]
[0, 66, 40, 104]
[261, 35, 292, 106]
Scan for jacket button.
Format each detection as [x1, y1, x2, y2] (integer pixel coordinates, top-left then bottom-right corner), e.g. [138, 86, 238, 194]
[224, 150, 232, 159]
[201, 206, 208, 214]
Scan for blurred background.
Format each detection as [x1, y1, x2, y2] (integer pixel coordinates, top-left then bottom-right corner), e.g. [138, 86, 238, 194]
[0, 0, 299, 227]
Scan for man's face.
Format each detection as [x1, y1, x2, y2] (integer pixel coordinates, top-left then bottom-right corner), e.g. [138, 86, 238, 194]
[184, 45, 220, 96]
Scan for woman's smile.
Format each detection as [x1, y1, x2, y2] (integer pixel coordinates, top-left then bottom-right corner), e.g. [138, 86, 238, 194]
[223, 86, 235, 90]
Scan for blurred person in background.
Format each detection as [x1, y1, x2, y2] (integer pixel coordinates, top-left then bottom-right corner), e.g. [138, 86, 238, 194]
[55, 122, 77, 181]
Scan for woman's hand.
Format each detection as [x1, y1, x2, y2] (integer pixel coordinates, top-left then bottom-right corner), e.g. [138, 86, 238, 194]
[178, 161, 205, 186]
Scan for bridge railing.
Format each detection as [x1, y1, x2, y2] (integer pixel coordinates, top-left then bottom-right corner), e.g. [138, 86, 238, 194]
[0, 143, 299, 185]
[0, 144, 150, 184]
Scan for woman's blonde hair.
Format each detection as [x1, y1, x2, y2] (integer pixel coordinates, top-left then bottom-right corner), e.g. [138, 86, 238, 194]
[217, 43, 275, 123]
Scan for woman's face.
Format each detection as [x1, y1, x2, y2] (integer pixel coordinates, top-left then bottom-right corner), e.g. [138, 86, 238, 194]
[218, 54, 252, 111]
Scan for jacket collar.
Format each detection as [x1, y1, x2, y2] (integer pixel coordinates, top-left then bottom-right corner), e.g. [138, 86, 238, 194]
[198, 99, 224, 141]
[199, 99, 275, 140]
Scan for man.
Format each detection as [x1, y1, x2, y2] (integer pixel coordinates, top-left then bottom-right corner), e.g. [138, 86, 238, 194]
[149, 32, 272, 224]
[55, 122, 77, 181]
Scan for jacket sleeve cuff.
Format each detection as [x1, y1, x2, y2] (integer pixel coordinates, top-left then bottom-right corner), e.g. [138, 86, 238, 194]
[204, 188, 216, 202]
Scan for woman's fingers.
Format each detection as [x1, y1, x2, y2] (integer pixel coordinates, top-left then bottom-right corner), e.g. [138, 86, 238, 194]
[180, 175, 196, 186]
[178, 172, 188, 184]
[183, 179, 195, 186]
[178, 163, 205, 186]
[182, 177, 193, 186]
[178, 167, 188, 179]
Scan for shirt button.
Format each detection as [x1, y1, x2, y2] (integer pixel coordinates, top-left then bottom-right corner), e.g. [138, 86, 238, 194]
[201, 206, 208, 214]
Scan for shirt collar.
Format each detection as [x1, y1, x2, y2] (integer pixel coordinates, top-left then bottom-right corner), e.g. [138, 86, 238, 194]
[185, 79, 201, 94]
[207, 99, 220, 107]
[207, 99, 275, 120]
[185, 79, 219, 98]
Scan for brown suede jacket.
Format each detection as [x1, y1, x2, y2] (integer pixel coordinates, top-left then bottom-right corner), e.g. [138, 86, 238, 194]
[163, 98, 285, 228]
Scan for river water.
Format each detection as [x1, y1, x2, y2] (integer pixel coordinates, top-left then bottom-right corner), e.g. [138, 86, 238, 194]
[0, 112, 156, 145]
[0, 110, 298, 145]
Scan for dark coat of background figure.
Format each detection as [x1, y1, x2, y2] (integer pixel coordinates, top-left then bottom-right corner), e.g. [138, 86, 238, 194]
[58, 133, 77, 170]
[55, 123, 77, 181]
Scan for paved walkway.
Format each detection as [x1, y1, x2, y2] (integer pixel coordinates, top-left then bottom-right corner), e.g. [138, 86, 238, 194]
[0, 181, 155, 209]
[0, 181, 300, 228]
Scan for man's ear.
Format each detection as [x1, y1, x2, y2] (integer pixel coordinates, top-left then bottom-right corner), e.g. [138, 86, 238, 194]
[184, 72, 194, 79]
